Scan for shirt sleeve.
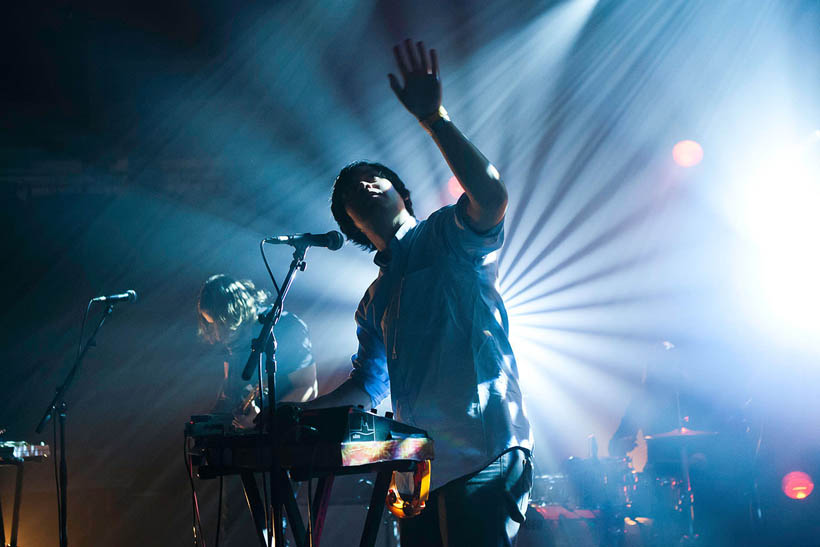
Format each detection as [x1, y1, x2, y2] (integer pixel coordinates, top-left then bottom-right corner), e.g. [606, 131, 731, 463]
[348, 298, 390, 407]
[436, 193, 505, 262]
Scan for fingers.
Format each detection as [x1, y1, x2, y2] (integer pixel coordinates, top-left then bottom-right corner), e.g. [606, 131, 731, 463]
[394, 39, 436, 75]
[393, 45, 409, 77]
[404, 38, 420, 71]
[416, 41, 428, 73]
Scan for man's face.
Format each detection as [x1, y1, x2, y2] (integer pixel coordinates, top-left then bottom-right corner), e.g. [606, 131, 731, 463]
[344, 175, 406, 235]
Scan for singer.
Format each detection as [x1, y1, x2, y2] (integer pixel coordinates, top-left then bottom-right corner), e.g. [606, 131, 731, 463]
[309, 40, 533, 546]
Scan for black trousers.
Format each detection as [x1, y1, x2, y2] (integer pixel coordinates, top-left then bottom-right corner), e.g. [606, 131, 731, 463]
[400, 448, 533, 547]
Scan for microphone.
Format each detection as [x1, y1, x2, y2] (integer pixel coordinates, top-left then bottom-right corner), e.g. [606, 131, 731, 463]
[91, 290, 138, 304]
[263, 231, 344, 251]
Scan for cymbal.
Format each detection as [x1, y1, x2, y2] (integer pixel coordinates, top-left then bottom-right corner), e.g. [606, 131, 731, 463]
[645, 427, 717, 439]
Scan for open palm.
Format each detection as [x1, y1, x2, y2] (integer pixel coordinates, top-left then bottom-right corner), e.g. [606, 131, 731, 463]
[388, 39, 442, 120]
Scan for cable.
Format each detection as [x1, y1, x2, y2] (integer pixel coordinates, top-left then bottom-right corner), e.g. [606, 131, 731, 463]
[304, 437, 320, 547]
[261, 470, 270, 547]
[260, 240, 281, 297]
[215, 476, 223, 547]
[254, 352, 272, 546]
[259, 240, 279, 547]
[184, 435, 206, 547]
[52, 415, 61, 542]
[75, 300, 92, 361]
[256, 351, 266, 437]
[53, 300, 93, 542]
[307, 476, 313, 547]
[260, 237, 291, 545]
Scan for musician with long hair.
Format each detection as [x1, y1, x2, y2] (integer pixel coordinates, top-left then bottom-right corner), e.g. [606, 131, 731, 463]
[196, 274, 317, 424]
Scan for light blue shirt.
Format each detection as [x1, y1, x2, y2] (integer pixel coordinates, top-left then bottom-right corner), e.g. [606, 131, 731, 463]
[349, 195, 533, 490]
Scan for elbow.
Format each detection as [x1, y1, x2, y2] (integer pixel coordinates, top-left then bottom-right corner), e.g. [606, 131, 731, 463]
[486, 179, 508, 224]
[468, 184, 507, 230]
[462, 164, 509, 230]
[496, 183, 509, 213]
[486, 164, 508, 218]
[490, 192, 507, 226]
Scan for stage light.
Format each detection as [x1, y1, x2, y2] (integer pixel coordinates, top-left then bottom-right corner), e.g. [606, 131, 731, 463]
[782, 471, 814, 500]
[447, 175, 463, 199]
[672, 140, 703, 167]
[730, 133, 820, 338]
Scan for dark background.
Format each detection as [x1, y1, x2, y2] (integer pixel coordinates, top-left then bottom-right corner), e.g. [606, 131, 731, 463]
[1, 1, 819, 545]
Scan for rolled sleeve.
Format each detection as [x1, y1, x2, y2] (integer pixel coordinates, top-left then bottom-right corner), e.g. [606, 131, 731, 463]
[437, 194, 504, 261]
[348, 313, 390, 407]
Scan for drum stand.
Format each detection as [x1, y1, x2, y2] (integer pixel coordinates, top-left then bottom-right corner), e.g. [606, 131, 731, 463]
[679, 445, 698, 545]
[673, 380, 698, 545]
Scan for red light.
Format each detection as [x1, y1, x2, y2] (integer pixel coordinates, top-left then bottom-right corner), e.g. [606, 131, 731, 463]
[447, 176, 463, 199]
[672, 140, 704, 167]
[782, 471, 814, 500]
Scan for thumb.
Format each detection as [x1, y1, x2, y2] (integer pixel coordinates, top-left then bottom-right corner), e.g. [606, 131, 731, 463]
[388, 73, 403, 99]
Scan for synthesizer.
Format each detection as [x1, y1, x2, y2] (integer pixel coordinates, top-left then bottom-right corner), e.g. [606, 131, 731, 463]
[186, 405, 433, 479]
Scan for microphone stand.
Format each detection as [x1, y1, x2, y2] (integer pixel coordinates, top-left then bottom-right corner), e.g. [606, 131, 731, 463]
[35, 303, 115, 547]
[242, 243, 308, 547]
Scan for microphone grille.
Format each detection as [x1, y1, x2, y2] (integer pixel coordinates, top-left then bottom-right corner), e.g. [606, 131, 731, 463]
[126, 289, 139, 303]
[326, 231, 344, 251]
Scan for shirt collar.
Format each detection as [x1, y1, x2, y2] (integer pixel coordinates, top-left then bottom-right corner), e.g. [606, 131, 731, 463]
[373, 216, 417, 269]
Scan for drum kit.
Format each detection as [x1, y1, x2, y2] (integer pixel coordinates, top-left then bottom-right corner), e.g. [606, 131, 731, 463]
[520, 428, 740, 547]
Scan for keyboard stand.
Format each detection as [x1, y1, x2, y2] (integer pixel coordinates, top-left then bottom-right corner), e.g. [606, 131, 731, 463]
[231, 461, 416, 547]
[0, 460, 25, 547]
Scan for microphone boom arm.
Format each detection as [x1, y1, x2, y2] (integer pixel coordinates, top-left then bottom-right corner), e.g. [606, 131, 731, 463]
[35, 303, 115, 434]
[241, 244, 307, 382]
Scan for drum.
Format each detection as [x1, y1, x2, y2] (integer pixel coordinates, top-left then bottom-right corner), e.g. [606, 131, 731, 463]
[629, 473, 686, 518]
[530, 474, 574, 506]
[626, 473, 691, 545]
[564, 457, 636, 509]
[518, 504, 653, 547]
[518, 504, 601, 547]
[601, 457, 637, 509]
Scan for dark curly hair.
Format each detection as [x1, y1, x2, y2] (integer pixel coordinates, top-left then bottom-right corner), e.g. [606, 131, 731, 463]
[331, 161, 414, 251]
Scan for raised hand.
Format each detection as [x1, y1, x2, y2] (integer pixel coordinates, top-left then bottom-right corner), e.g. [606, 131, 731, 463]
[388, 39, 441, 121]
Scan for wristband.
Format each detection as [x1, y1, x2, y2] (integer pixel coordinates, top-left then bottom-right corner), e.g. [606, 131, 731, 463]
[419, 105, 450, 130]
